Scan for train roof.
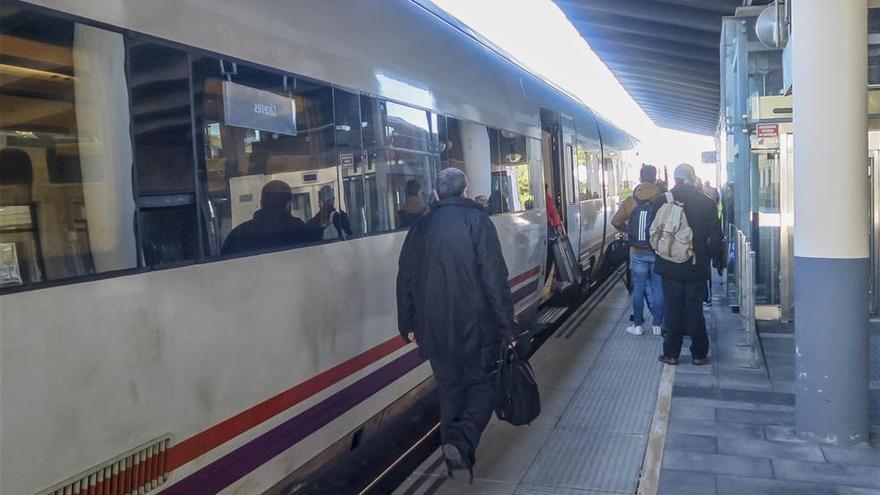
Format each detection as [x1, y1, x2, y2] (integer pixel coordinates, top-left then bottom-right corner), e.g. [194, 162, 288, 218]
[18, 0, 636, 149]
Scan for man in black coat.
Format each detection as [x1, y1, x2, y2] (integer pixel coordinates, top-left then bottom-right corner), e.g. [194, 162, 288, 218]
[221, 180, 314, 255]
[654, 164, 723, 366]
[397, 167, 517, 484]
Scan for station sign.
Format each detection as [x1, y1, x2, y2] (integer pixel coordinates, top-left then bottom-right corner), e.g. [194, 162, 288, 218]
[223, 80, 297, 136]
[701, 151, 718, 164]
[756, 124, 779, 138]
[339, 153, 354, 168]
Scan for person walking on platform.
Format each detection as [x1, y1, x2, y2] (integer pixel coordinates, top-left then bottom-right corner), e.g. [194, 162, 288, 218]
[612, 165, 665, 336]
[396, 167, 518, 484]
[654, 164, 723, 366]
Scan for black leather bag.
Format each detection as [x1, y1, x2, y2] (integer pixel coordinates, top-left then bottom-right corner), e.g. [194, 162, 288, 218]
[494, 346, 541, 426]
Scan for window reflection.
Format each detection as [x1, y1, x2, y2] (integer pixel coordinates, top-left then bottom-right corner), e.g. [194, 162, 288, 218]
[193, 58, 339, 255]
[336, 90, 367, 236]
[577, 144, 602, 201]
[490, 131, 534, 214]
[129, 41, 199, 266]
[603, 151, 621, 197]
[0, 9, 137, 286]
[440, 116, 492, 206]
[361, 97, 435, 231]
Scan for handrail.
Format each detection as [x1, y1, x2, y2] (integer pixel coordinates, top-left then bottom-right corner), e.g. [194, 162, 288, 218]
[734, 228, 761, 369]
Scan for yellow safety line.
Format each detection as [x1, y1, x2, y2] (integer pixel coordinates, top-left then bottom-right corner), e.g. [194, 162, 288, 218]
[637, 363, 676, 495]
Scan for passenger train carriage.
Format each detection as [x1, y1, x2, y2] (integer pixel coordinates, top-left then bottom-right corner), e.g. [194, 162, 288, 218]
[0, 0, 637, 493]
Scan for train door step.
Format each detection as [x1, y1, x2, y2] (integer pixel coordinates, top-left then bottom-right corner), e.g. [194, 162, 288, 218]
[536, 306, 568, 326]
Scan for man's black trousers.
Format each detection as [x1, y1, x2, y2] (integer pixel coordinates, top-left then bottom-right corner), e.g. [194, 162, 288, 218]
[429, 351, 495, 465]
[661, 277, 710, 360]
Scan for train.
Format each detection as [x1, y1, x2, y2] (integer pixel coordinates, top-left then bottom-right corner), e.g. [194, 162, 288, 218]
[0, 0, 637, 493]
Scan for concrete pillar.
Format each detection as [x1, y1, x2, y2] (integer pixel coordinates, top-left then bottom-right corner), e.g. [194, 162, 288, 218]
[792, 0, 869, 445]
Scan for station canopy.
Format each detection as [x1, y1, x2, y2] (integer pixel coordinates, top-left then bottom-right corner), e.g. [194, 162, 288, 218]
[555, 0, 773, 135]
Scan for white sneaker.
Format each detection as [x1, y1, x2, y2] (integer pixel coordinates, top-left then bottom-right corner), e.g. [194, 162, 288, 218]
[625, 324, 643, 336]
[652, 325, 662, 336]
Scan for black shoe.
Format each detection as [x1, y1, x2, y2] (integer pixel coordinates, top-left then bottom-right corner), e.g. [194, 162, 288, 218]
[658, 355, 679, 365]
[692, 357, 710, 366]
[442, 443, 473, 485]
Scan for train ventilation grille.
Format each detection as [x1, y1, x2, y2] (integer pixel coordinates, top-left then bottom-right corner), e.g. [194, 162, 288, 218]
[36, 435, 171, 495]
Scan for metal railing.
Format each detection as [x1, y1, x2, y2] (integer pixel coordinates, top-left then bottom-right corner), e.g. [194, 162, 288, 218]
[734, 228, 762, 369]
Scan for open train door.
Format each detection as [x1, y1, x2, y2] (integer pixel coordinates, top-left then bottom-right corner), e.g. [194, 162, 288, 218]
[541, 109, 582, 288]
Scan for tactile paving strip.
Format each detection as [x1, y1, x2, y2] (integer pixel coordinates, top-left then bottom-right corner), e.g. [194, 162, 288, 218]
[521, 430, 646, 493]
[518, 290, 664, 493]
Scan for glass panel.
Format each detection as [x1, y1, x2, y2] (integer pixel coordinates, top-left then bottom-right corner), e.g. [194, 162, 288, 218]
[490, 130, 534, 213]
[192, 58, 344, 256]
[385, 101, 431, 153]
[128, 40, 199, 266]
[0, 9, 137, 286]
[440, 116, 492, 208]
[756, 151, 780, 305]
[361, 97, 434, 231]
[603, 150, 623, 198]
[334, 89, 367, 236]
[565, 143, 575, 204]
[576, 144, 603, 201]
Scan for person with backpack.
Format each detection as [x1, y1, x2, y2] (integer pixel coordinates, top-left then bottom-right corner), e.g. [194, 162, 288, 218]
[612, 165, 666, 336]
[650, 163, 723, 366]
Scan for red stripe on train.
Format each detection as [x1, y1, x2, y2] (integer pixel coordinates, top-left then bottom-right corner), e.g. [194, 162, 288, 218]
[164, 336, 408, 471]
[162, 264, 537, 472]
[508, 266, 541, 288]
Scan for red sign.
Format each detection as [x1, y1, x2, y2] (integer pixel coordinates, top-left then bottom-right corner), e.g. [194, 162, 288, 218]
[339, 153, 354, 167]
[756, 124, 778, 138]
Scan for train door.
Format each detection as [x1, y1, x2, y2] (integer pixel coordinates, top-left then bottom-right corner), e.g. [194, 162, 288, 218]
[559, 116, 581, 250]
[540, 109, 582, 286]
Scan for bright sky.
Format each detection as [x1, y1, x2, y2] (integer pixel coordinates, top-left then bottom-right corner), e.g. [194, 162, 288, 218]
[429, 0, 719, 185]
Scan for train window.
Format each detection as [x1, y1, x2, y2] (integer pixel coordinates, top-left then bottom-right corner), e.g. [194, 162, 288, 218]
[490, 130, 534, 213]
[128, 40, 200, 266]
[566, 144, 577, 204]
[603, 151, 623, 197]
[360, 97, 434, 232]
[577, 145, 602, 201]
[0, 8, 138, 287]
[439, 116, 492, 207]
[335, 89, 368, 236]
[192, 57, 345, 256]
[386, 101, 431, 154]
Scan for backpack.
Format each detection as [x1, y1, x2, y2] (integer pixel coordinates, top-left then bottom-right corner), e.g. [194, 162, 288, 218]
[627, 197, 654, 249]
[649, 192, 695, 264]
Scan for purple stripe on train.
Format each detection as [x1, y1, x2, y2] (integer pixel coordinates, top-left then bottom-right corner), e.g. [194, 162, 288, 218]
[162, 349, 424, 495]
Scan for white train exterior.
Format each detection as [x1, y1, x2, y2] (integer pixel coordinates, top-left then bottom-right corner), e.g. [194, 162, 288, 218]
[0, 1, 636, 494]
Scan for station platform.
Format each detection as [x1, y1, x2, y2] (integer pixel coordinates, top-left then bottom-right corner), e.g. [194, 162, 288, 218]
[394, 276, 880, 495]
